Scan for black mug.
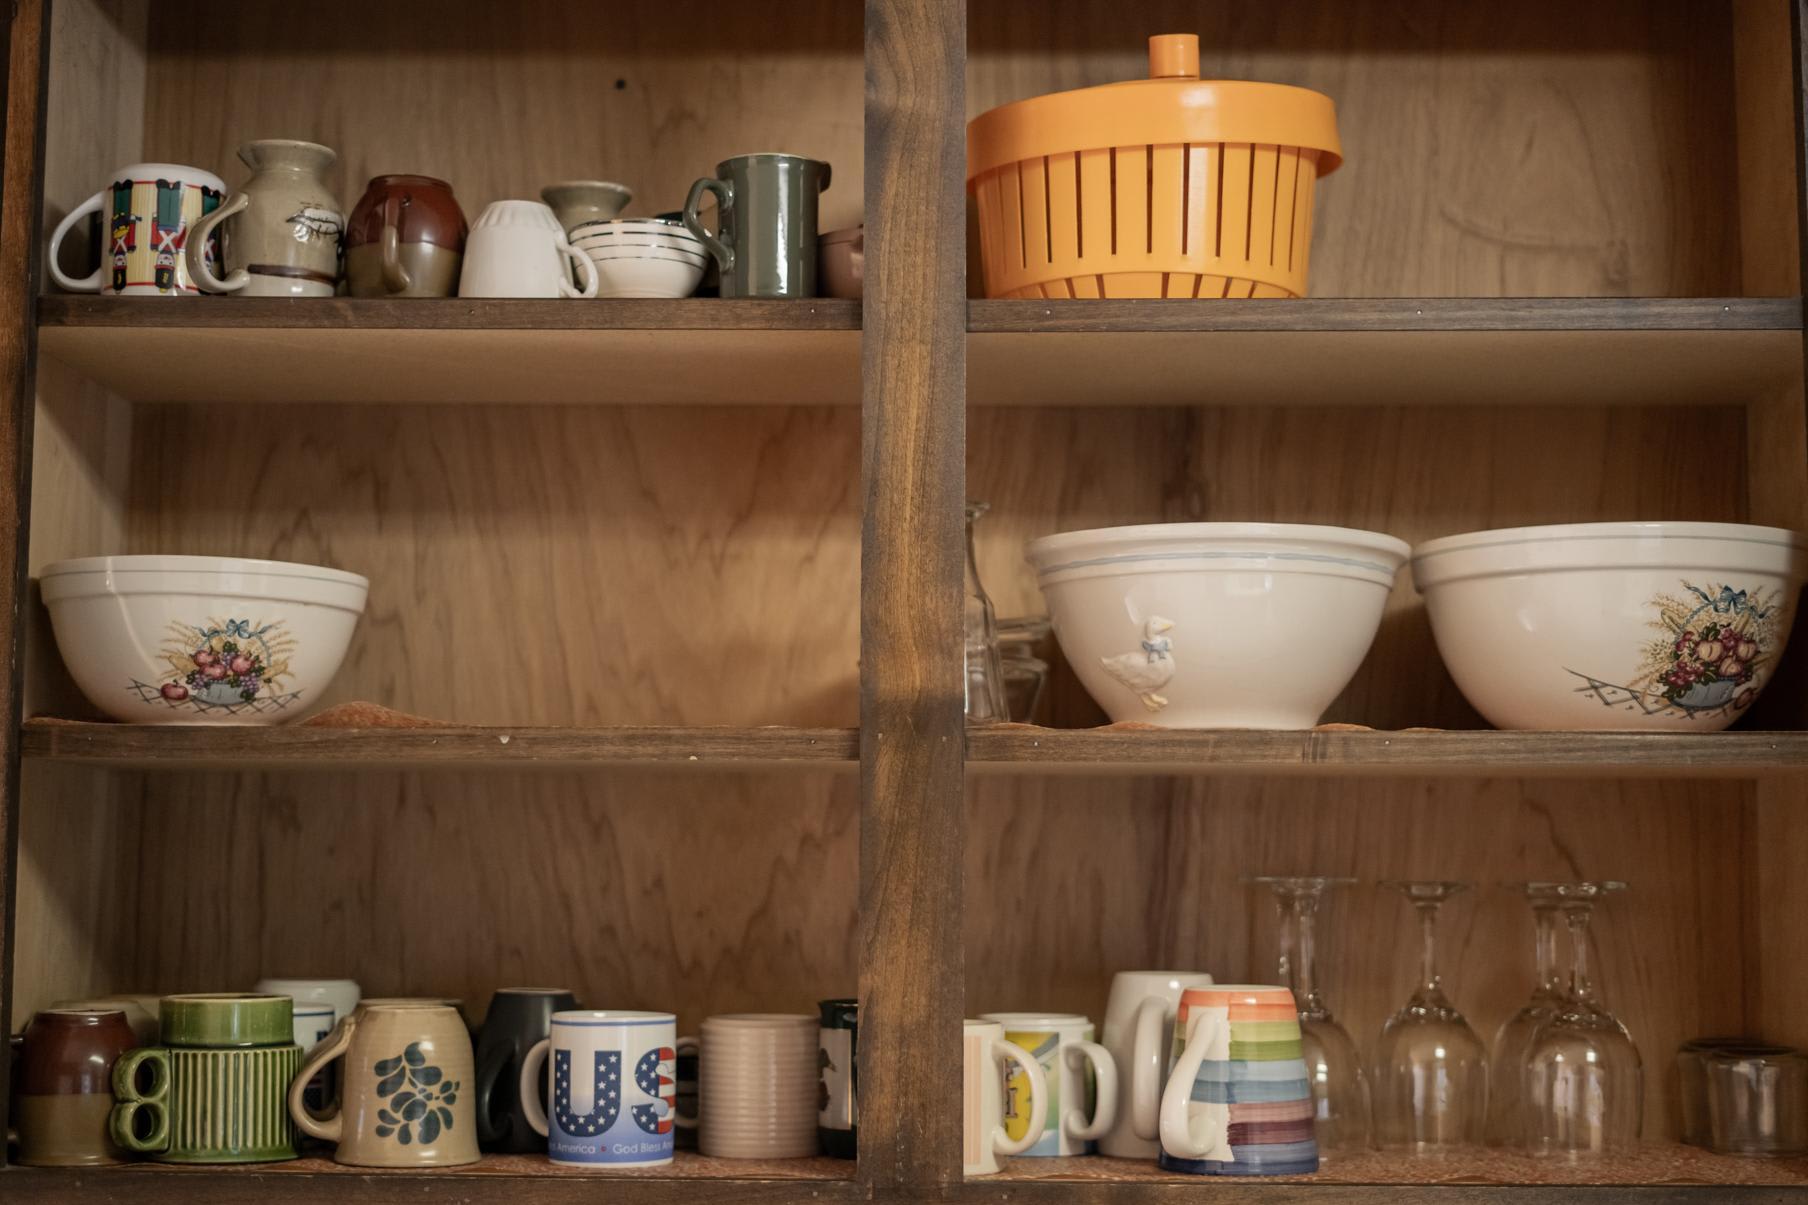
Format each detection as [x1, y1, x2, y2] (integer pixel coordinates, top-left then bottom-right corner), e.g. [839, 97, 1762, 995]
[472, 988, 579, 1153]
[818, 998, 858, 1158]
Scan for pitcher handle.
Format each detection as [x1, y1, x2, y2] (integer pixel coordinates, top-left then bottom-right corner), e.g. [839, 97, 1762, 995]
[46, 189, 107, 292]
[683, 177, 735, 275]
[186, 191, 251, 292]
[1129, 996, 1165, 1140]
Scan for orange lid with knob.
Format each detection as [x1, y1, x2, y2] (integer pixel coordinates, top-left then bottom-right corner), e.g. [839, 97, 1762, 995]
[967, 34, 1343, 186]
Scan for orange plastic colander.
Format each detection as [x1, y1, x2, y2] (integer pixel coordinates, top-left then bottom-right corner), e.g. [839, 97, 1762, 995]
[967, 34, 1343, 300]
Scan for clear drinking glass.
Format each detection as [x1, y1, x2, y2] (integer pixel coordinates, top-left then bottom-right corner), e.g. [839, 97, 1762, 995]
[964, 502, 1008, 724]
[1249, 875, 1370, 1158]
[1519, 881, 1642, 1157]
[996, 616, 1051, 723]
[1486, 883, 1569, 1146]
[1679, 1037, 1788, 1147]
[1373, 880, 1488, 1154]
[1706, 1047, 1808, 1155]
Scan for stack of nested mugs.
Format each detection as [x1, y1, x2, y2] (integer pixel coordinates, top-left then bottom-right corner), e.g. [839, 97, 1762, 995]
[698, 1014, 819, 1158]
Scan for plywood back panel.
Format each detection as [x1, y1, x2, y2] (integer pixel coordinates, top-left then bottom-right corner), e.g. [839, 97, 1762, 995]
[127, 403, 860, 727]
[965, 775, 1753, 1141]
[140, 0, 864, 234]
[126, 768, 857, 1033]
[968, 0, 1745, 297]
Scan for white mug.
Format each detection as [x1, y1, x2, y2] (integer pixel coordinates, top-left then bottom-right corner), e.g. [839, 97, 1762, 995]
[255, 978, 362, 1026]
[457, 200, 597, 299]
[979, 1013, 1118, 1156]
[47, 163, 228, 296]
[519, 1010, 697, 1168]
[963, 1019, 1048, 1176]
[1098, 970, 1215, 1158]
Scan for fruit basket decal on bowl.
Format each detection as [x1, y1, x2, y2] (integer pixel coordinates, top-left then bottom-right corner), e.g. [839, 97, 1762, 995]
[127, 616, 303, 715]
[1568, 583, 1783, 721]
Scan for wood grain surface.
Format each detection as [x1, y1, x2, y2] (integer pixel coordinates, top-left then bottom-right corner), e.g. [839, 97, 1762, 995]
[968, 0, 1749, 298]
[965, 774, 1752, 1143]
[859, 0, 968, 1190]
[140, 0, 864, 234]
[124, 767, 856, 1037]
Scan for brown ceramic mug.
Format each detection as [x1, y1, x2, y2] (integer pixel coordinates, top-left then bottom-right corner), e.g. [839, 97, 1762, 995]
[14, 1008, 136, 1166]
[345, 174, 467, 298]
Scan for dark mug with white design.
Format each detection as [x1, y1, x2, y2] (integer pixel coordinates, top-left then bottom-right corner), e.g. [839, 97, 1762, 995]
[519, 1010, 697, 1168]
[287, 1002, 479, 1168]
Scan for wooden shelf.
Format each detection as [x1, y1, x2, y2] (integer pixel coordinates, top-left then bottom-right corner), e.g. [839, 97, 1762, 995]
[33, 297, 861, 405]
[29, 720, 1808, 778]
[965, 725, 1808, 777]
[1, 1152, 858, 1204]
[974, 1148, 1808, 1199]
[967, 298, 1803, 407]
[19, 720, 858, 770]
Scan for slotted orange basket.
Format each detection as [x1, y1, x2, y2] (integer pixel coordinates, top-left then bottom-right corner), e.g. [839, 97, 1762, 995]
[968, 34, 1343, 300]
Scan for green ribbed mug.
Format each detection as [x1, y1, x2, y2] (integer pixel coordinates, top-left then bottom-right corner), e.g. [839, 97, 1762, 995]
[109, 994, 301, 1163]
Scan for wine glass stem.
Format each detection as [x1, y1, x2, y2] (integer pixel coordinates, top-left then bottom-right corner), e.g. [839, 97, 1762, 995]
[1416, 900, 1442, 995]
[1533, 903, 1562, 994]
[1565, 901, 1596, 1004]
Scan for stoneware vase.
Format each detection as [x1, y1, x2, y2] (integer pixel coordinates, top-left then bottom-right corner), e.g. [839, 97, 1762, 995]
[110, 994, 301, 1164]
[187, 139, 343, 297]
[345, 174, 467, 298]
[289, 1001, 479, 1167]
[14, 1008, 137, 1166]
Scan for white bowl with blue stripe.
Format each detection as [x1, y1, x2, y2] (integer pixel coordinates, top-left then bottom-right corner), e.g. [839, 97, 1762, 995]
[1026, 523, 1408, 729]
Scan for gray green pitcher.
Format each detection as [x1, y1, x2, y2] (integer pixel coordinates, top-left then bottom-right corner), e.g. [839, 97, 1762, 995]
[683, 153, 831, 298]
[109, 994, 301, 1163]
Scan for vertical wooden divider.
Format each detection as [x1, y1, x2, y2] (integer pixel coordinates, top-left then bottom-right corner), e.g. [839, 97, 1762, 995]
[860, 0, 967, 1193]
[0, 0, 49, 1162]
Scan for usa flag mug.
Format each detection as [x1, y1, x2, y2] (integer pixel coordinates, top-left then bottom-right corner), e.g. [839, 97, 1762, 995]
[518, 1011, 697, 1167]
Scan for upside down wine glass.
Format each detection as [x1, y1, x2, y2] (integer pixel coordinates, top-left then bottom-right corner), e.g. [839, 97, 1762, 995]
[1520, 881, 1642, 1156]
[1373, 881, 1488, 1154]
[1486, 883, 1570, 1146]
[1249, 876, 1370, 1158]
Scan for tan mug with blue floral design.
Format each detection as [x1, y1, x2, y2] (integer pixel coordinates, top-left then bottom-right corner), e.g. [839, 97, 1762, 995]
[287, 1002, 478, 1167]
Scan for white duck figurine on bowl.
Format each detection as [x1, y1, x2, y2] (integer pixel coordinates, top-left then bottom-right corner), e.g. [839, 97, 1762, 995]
[1099, 616, 1176, 712]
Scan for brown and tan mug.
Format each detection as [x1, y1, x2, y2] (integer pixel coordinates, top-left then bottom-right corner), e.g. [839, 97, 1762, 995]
[288, 1001, 479, 1167]
[13, 1008, 136, 1166]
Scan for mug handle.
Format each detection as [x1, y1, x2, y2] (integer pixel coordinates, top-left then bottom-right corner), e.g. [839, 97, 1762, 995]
[557, 237, 598, 299]
[1129, 996, 1165, 1140]
[992, 1037, 1048, 1157]
[185, 191, 250, 292]
[472, 1038, 514, 1145]
[672, 1034, 700, 1130]
[46, 189, 107, 292]
[1065, 1039, 1118, 1142]
[109, 1047, 172, 1153]
[682, 177, 735, 275]
[379, 194, 412, 294]
[517, 1038, 551, 1137]
[1158, 1007, 1227, 1159]
[288, 1013, 353, 1144]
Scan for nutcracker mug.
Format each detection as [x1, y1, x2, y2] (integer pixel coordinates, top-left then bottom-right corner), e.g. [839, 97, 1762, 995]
[48, 164, 227, 296]
[1099, 970, 1215, 1158]
[520, 1010, 695, 1167]
[980, 1012, 1118, 1157]
[288, 1001, 479, 1168]
[1158, 985, 1318, 1176]
[963, 1019, 1048, 1176]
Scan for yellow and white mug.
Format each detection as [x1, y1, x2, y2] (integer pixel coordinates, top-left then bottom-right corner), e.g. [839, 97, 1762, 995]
[963, 1019, 1048, 1176]
[48, 163, 227, 296]
[980, 1012, 1118, 1157]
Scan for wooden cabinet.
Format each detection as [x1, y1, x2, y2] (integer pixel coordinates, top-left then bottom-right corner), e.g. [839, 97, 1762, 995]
[4, 0, 1808, 1199]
